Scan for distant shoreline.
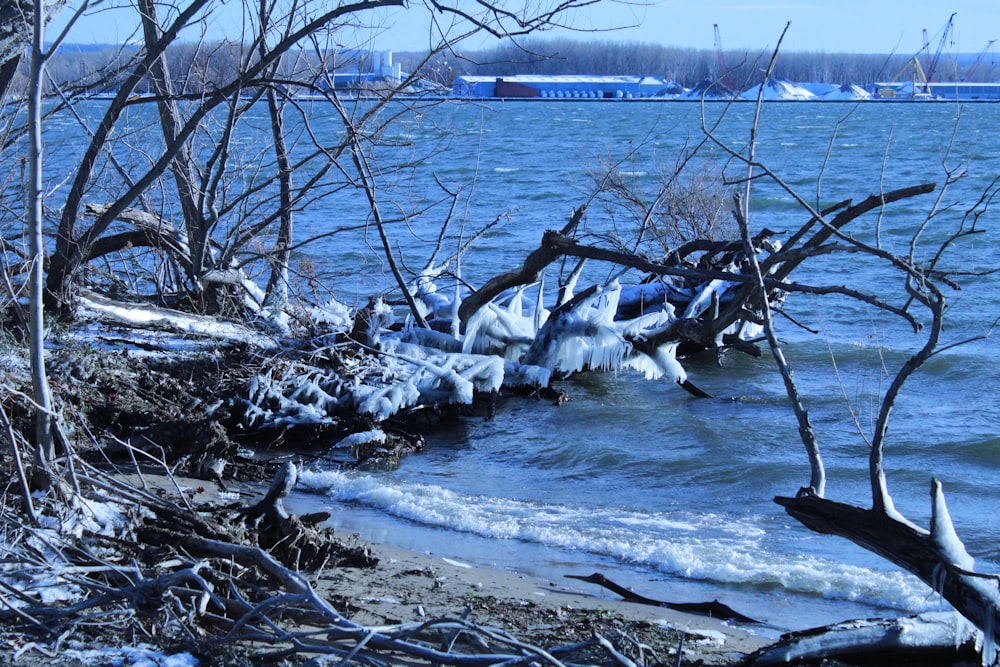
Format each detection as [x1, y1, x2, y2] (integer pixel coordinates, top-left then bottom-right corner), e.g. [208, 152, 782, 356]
[79, 92, 1000, 103]
[443, 96, 1000, 103]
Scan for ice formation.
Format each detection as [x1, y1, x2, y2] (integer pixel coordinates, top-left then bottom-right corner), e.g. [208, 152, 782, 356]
[241, 248, 770, 433]
[930, 478, 976, 571]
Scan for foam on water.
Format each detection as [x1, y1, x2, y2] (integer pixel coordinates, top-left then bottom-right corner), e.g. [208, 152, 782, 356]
[299, 468, 937, 613]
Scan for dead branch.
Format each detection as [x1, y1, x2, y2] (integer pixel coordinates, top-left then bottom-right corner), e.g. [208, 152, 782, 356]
[457, 206, 586, 323]
[565, 572, 759, 623]
[776, 489, 1000, 650]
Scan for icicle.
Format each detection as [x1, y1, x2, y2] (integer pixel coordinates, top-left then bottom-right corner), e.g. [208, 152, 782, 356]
[507, 286, 525, 318]
[450, 281, 462, 338]
[930, 478, 975, 570]
[534, 275, 547, 335]
[651, 343, 687, 383]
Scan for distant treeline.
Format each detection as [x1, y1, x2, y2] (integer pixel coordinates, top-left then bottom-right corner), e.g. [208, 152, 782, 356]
[35, 37, 1000, 95]
[399, 38, 1000, 88]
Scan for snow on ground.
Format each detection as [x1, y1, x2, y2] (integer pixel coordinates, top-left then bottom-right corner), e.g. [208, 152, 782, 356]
[821, 84, 872, 100]
[741, 79, 817, 101]
[77, 290, 279, 350]
[3, 496, 133, 608]
[31, 644, 198, 666]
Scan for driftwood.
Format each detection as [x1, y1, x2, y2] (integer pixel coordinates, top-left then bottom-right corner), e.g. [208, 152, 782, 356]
[239, 460, 298, 523]
[776, 489, 1000, 653]
[458, 183, 936, 368]
[8, 500, 663, 666]
[565, 572, 760, 624]
[746, 612, 980, 666]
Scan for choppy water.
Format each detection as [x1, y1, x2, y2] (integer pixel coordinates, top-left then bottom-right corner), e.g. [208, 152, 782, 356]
[39, 99, 1000, 631]
[290, 100, 1000, 632]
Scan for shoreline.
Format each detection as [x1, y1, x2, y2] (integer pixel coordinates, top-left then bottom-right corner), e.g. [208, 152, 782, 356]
[324, 534, 772, 665]
[182, 473, 772, 664]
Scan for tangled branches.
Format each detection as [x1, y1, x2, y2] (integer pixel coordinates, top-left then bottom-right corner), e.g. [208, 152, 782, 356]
[0, 469, 683, 665]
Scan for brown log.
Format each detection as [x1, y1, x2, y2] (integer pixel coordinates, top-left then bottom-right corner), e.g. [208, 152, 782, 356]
[565, 572, 759, 623]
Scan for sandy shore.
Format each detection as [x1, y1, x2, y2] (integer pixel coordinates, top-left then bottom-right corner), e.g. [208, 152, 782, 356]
[128, 472, 773, 665]
[322, 537, 771, 665]
[277, 480, 773, 664]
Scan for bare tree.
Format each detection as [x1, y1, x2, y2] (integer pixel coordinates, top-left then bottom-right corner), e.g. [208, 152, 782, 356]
[26, 0, 57, 493]
[707, 29, 1000, 655]
[28, 0, 603, 319]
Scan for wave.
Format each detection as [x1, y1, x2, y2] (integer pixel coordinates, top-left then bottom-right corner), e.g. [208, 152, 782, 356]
[298, 468, 936, 612]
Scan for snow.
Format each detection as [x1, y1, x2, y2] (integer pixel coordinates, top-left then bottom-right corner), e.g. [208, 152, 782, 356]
[43, 644, 198, 666]
[77, 291, 278, 349]
[3, 497, 132, 608]
[931, 479, 976, 571]
[822, 84, 872, 100]
[741, 79, 817, 101]
[335, 429, 387, 449]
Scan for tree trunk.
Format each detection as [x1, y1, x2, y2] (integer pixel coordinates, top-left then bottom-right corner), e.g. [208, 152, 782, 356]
[137, 0, 206, 293]
[27, 0, 55, 489]
[260, 11, 293, 314]
[776, 492, 1000, 653]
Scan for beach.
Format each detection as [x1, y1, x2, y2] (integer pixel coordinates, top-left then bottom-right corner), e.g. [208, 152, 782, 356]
[179, 471, 773, 665]
[316, 535, 771, 665]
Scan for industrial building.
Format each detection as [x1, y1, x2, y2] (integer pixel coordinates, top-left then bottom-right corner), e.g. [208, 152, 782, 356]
[874, 81, 1000, 100]
[450, 75, 683, 99]
[314, 50, 404, 94]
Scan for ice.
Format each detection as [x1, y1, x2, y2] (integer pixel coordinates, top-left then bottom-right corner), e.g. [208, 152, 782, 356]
[308, 297, 353, 331]
[335, 429, 388, 449]
[240, 266, 770, 428]
[462, 299, 537, 358]
[502, 360, 552, 388]
[521, 281, 627, 374]
[682, 277, 733, 319]
[930, 479, 976, 571]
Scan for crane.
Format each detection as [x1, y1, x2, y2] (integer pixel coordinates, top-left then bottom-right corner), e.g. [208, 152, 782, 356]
[925, 13, 956, 83]
[963, 39, 997, 81]
[921, 28, 930, 72]
[877, 56, 931, 99]
[713, 24, 733, 89]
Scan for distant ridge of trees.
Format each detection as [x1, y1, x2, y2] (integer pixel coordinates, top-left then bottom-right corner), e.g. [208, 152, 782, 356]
[399, 37, 1000, 89]
[34, 37, 1000, 95]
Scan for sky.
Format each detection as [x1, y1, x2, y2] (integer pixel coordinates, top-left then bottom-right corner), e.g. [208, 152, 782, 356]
[53, 0, 999, 57]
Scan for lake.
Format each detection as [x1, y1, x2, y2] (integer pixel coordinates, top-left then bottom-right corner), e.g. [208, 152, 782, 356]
[41, 98, 1000, 632]
[288, 99, 1000, 632]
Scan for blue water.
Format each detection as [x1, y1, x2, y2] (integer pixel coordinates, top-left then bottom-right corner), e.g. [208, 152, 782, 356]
[35, 99, 1000, 632]
[289, 100, 1000, 632]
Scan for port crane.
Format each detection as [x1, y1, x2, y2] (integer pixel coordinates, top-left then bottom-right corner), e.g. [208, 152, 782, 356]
[713, 24, 733, 88]
[963, 39, 997, 81]
[924, 12, 956, 82]
[876, 56, 931, 99]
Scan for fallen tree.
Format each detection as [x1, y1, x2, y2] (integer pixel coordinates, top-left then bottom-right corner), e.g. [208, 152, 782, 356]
[725, 28, 1000, 663]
